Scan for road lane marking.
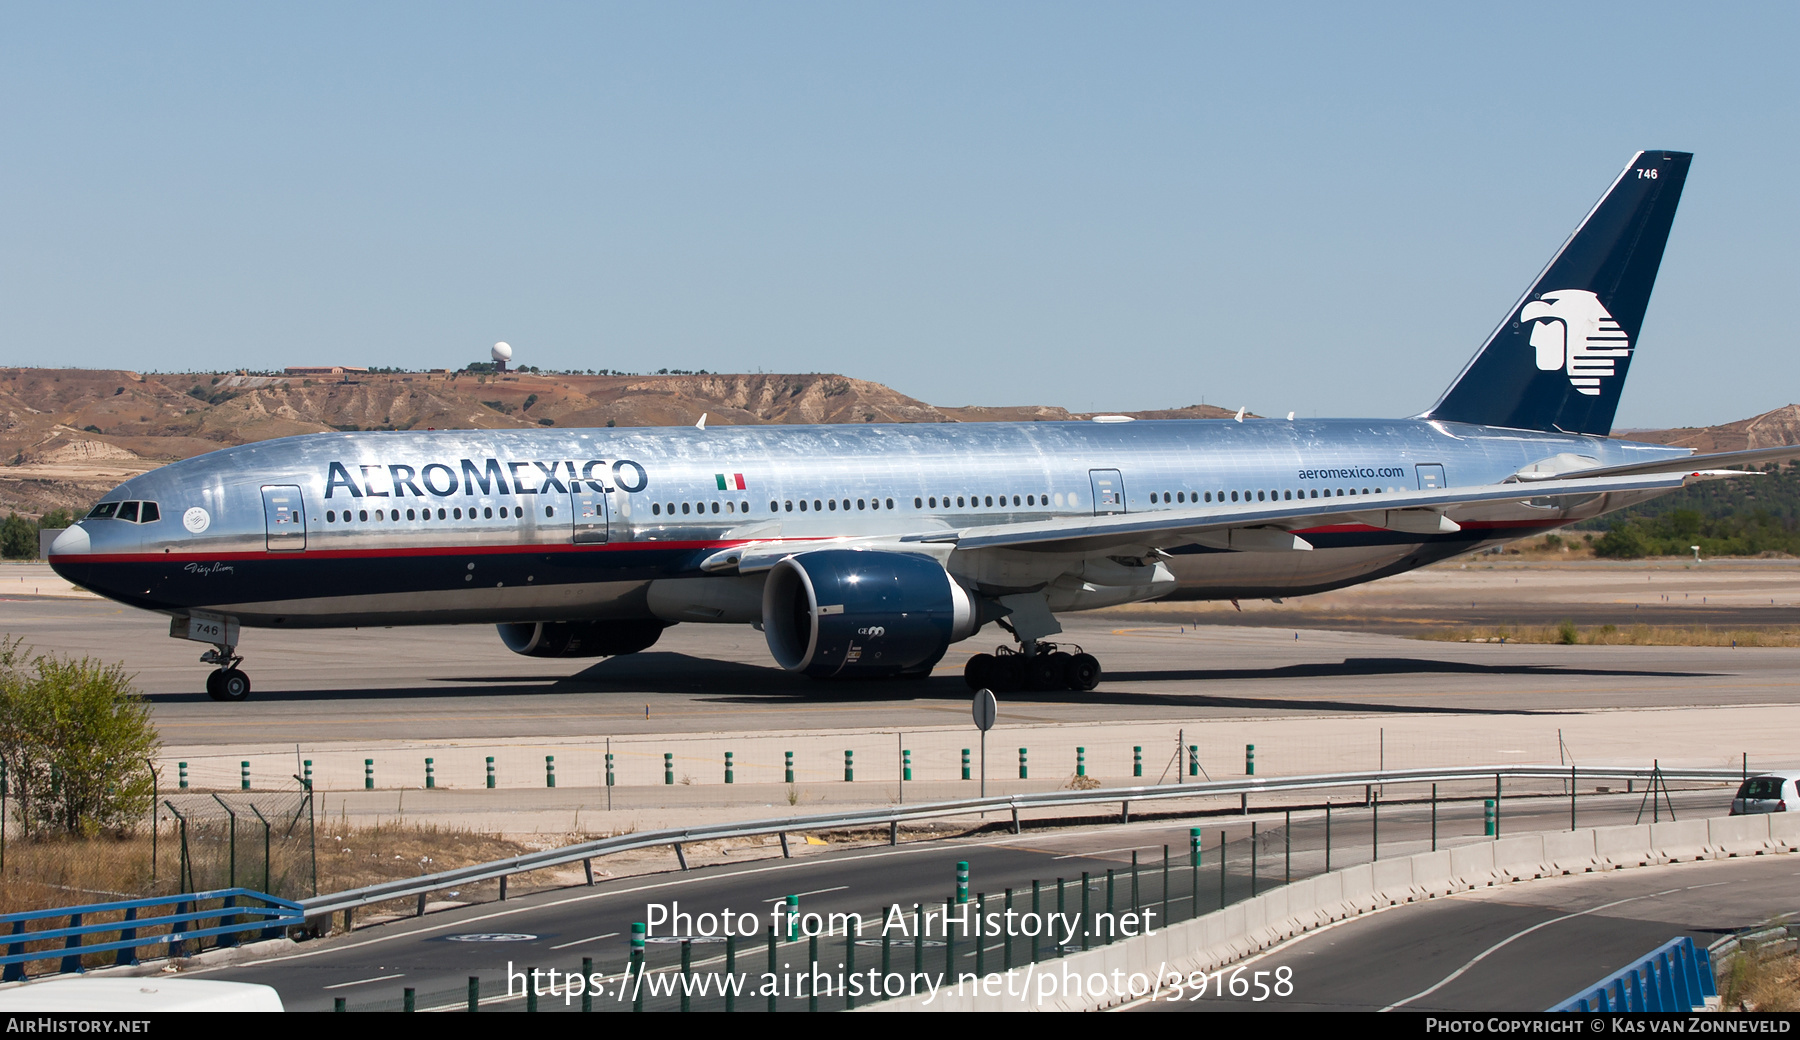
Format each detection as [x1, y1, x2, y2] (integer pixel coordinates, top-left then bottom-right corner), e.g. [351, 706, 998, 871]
[1379, 893, 1658, 1011]
[323, 973, 404, 989]
[764, 886, 848, 901]
[549, 931, 618, 950]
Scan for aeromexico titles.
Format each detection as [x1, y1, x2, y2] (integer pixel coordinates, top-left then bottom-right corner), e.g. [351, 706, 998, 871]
[50, 149, 1797, 701]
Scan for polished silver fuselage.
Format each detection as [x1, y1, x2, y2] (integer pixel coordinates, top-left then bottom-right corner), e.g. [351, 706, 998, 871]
[48, 417, 1687, 631]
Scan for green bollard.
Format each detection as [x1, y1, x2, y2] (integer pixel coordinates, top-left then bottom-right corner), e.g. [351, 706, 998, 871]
[784, 750, 793, 784]
[903, 749, 911, 782]
[1188, 745, 1198, 777]
[240, 760, 250, 791]
[303, 760, 311, 787]
[485, 756, 494, 789]
[526, 965, 537, 1012]
[844, 750, 853, 782]
[1134, 746, 1142, 777]
[335, 997, 345, 1012]
[1246, 743, 1255, 776]
[545, 755, 555, 788]
[1484, 798, 1496, 836]
[404, 986, 415, 1012]
[582, 957, 593, 1013]
[961, 748, 970, 780]
[364, 758, 373, 790]
[605, 753, 614, 787]
[665, 753, 674, 785]
[468, 976, 479, 1013]
[1077, 747, 1085, 777]
[425, 757, 435, 789]
[1018, 747, 1028, 779]
[1189, 826, 1202, 867]
[178, 761, 188, 790]
[956, 861, 969, 904]
[724, 751, 734, 784]
[631, 923, 646, 1014]
[785, 894, 799, 940]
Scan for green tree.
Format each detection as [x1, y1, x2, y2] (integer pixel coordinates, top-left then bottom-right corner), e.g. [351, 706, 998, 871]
[37, 508, 73, 530]
[0, 513, 35, 559]
[0, 640, 159, 836]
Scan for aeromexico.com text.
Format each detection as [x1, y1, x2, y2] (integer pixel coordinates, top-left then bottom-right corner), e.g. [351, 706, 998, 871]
[322, 459, 649, 499]
[1295, 466, 1407, 481]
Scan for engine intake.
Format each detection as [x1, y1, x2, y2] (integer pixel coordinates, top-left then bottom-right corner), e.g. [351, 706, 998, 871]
[497, 619, 669, 658]
[763, 550, 976, 678]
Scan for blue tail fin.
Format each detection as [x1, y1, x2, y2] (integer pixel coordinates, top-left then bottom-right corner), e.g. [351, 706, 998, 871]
[1421, 150, 1691, 436]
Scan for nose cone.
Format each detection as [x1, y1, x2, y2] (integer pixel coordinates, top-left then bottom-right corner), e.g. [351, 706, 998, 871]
[49, 525, 91, 556]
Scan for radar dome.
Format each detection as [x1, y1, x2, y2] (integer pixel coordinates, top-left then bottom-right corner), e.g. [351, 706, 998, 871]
[491, 342, 513, 363]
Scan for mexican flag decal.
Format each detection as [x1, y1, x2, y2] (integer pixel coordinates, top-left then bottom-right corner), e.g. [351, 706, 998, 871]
[715, 473, 747, 491]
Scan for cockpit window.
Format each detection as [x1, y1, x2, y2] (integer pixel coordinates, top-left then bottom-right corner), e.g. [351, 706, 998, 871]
[85, 500, 160, 523]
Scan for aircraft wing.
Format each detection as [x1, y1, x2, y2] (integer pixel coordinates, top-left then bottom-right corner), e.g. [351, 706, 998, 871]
[900, 468, 1746, 555]
[1524, 444, 1800, 481]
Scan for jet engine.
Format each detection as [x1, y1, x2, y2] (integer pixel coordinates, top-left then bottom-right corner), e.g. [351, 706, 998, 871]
[762, 549, 978, 678]
[497, 619, 670, 658]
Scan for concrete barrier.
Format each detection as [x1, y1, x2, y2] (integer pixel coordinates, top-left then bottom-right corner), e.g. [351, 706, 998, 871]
[1650, 819, 1713, 862]
[1594, 823, 1654, 868]
[1708, 814, 1774, 855]
[867, 813, 1793, 1013]
[1542, 829, 1599, 874]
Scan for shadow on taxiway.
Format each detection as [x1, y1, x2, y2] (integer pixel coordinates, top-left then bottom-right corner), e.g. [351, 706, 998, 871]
[140, 653, 1723, 708]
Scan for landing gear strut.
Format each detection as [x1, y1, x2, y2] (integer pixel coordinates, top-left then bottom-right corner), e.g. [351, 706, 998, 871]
[200, 643, 251, 702]
[963, 641, 1101, 693]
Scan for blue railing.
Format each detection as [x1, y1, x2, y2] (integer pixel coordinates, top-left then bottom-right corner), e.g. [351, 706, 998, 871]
[1549, 936, 1717, 1012]
[0, 888, 304, 980]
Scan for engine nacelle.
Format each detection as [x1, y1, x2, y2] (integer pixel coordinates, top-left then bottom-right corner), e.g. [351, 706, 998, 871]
[763, 549, 977, 678]
[497, 619, 669, 658]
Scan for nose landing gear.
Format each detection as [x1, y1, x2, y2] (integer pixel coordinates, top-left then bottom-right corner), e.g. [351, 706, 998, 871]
[200, 644, 251, 701]
[963, 641, 1101, 693]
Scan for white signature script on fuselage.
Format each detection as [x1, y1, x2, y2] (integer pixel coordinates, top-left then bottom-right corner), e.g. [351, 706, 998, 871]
[184, 562, 236, 577]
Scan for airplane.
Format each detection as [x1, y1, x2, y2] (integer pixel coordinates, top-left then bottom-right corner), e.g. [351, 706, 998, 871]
[46, 148, 1797, 701]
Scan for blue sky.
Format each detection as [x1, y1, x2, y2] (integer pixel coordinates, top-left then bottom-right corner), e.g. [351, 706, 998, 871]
[2, 3, 1793, 427]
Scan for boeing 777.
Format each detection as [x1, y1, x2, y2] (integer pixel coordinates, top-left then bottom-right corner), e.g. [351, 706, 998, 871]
[48, 149, 1792, 701]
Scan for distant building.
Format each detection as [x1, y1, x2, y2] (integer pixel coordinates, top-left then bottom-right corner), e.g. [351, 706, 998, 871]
[285, 366, 369, 376]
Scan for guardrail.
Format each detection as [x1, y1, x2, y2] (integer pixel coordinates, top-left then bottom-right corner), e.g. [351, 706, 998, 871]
[1549, 935, 1717, 1012]
[1, 888, 304, 981]
[298, 762, 1744, 919]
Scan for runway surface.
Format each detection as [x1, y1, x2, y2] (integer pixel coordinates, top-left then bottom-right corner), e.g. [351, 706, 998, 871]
[6, 595, 1800, 747]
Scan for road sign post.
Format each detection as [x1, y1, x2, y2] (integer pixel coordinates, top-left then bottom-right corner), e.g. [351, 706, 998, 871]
[972, 688, 997, 802]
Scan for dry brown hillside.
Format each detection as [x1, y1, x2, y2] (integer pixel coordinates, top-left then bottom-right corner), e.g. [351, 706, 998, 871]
[1617, 404, 1800, 453]
[0, 367, 1241, 518]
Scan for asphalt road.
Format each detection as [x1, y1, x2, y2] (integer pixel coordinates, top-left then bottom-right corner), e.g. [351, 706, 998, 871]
[187, 788, 1743, 1012]
[6, 596, 1799, 745]
[1135, 852, 1799, 1013]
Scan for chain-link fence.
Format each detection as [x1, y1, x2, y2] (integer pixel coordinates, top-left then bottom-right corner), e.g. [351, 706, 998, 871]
[161, 785, 315, 900]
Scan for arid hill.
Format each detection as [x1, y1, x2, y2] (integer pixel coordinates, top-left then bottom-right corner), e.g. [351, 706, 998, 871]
[0, 368, 1240, 517]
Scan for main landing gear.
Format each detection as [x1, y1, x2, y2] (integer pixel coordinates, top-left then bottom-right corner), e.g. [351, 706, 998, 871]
[963, 641, 1101, 693]
[200, 643, 251, 702]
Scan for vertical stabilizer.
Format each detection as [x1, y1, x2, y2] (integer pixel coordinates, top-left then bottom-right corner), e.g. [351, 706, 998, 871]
[1421, 150, 1691, 435]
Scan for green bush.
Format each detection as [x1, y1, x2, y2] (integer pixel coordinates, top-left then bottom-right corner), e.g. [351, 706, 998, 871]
[0, 514, 36, 559]
[1557, 619, 1578, 645]
[0, 638, 159, 836]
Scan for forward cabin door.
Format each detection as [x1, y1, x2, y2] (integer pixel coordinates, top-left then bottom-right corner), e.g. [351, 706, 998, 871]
[1089, 469, 1127, 516]
[261, 485, 307, 551]
[1415, 464, 1447, 490]
[571, 483, 609, 544]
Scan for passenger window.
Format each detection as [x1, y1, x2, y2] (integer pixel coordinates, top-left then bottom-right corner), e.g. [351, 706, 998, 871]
[799, 500, 808, 511]
[916, 497, 924, 508]
[545, 506, 555, 517]
[1284, 490, 1292, 500]
[785, 501, 793, 512]
[886, 498, 895, 510]
[984, 496, 993, 507]
[652, 503, 661, 515]
[407, 509, 416, 520]
[681, 503, 690, 514]
[957, 497, 965, 508]
[361, 510, 371, 521]
[742, 501, 750, 513]
[857, 499, 865, 510]
[928, 497, 936, 508]
[726, 501, 735, 513]
[1230, 491, 1238, 502]
[326, 510, 336, 523]
[710, 502, 720, 514]
[438, 508, 448, 519]
[828, 499, 837, 511]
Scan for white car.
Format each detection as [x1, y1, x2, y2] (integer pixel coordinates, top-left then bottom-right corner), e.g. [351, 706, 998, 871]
[0, 978, 282, 1012]
[1730, 771, 1800, 815]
